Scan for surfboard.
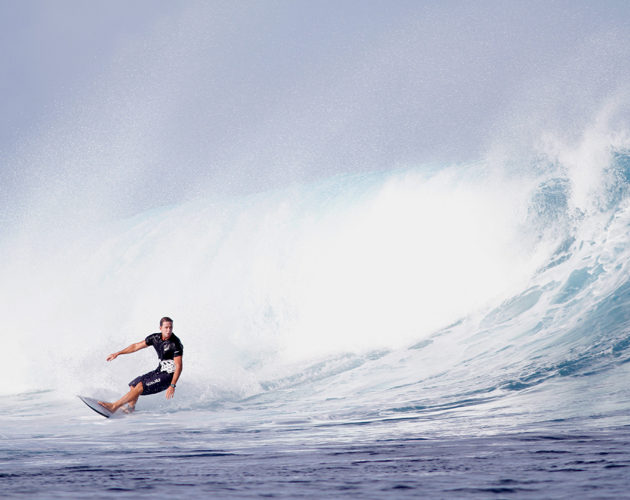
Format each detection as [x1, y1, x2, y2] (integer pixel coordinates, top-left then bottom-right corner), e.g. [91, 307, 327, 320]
[78, 395, 114, 418]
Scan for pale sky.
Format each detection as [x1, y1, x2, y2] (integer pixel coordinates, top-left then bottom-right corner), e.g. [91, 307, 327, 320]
[2, 0, 630, 229]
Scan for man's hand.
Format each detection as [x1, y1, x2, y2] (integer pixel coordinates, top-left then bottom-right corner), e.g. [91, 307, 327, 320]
[165, 386, 175, 399]
[106, 352, 119, 362]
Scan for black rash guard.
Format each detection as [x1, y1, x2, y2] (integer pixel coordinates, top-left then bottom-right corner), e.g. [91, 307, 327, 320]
[145, 332, 184, 368]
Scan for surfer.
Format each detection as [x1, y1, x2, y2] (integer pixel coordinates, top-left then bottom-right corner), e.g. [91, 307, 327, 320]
[98, 317, 183, 414]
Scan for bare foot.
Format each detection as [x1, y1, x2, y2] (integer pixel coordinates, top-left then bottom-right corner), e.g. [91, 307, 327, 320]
[98, 401, 116, 413]
[122, 404, 135, 414]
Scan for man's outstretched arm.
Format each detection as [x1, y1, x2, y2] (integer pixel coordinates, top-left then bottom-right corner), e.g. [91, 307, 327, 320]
[106, 340, 148, 361]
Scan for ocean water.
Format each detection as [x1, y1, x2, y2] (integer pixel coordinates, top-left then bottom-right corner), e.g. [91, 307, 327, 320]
[3, 141, 630, 497]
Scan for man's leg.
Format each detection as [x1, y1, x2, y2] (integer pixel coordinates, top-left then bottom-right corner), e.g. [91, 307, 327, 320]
[98, 383, 143, 413]
[124, 390, 141, 413]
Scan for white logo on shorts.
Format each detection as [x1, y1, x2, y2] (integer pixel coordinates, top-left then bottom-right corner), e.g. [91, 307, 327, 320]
[160, 360, 176, 374]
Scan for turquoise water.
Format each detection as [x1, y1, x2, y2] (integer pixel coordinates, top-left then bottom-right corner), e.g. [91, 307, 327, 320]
[4, 153, 630, 497]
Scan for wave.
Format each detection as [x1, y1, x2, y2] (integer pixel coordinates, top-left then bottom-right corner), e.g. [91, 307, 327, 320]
[4, 120, 630, 432]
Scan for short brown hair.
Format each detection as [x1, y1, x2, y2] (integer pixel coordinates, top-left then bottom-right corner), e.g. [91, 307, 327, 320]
[160, 316, 174, 327]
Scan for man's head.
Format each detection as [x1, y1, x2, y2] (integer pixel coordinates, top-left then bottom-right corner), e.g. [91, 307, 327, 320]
[160, 316, 173, 340]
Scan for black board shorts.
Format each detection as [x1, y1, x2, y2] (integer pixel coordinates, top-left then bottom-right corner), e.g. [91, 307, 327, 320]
[129, 369, 173, 395]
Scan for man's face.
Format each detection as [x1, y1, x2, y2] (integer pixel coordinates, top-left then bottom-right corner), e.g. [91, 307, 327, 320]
[160, 321, 173, 340]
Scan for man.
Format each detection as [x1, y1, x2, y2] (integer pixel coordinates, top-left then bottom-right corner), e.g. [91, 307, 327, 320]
[99, 317, 183, 414]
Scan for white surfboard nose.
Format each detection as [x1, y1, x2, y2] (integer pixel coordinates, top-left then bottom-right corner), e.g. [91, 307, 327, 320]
[78, 395, 113, 418]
